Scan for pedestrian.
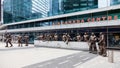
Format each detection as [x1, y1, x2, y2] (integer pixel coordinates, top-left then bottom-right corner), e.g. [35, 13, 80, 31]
[66, 33, 71, 45]
[24, 34, 29, 46]
[83, 32, 89, 42]
[89, 32, 97, 54]
[62, 33, 66, 42]
[18, 35, 22, 47]
[54, 33, 58, 41]
[76, 33, 82, 41]
[5, 33, 13, 47]
[98, 32, 107, 57]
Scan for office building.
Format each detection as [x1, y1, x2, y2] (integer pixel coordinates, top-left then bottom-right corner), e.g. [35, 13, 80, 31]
[0, 0, 120, 47]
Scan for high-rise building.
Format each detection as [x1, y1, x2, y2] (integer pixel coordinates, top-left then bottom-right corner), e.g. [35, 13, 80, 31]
[111, 0, 120, 5]
[3, 0, 51, 24]
[61, 0, 98, 13]
[49, 0, 60, 16]
[32, 0, 50, 17]
[3, 0, 32, 23]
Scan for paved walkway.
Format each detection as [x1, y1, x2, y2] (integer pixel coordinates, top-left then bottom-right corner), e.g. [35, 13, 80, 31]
[0, 42, 34, 50]
[23, 52, 97, 68]
[0, 42, 80, 68]
[76, 51, 120, 68]
[0, 42, 120, 68]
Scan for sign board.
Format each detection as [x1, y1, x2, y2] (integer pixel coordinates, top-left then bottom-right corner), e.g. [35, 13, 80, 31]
[52, 15, 118, 25]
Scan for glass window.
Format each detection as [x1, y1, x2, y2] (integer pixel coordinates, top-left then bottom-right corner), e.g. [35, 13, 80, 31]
[92, 11, 107, 21]
[108, 9, 120, 19]
[41, 21, 49, 26]
[77, 13, 91, 23]
[67, 16, 77, 24]
[108, 27, 120, 48]
[110, 0, 120, 6]
[35, 22, 41, 27]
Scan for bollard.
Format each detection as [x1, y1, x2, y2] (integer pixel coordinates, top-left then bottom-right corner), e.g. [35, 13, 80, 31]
[108, 50, 114, 63]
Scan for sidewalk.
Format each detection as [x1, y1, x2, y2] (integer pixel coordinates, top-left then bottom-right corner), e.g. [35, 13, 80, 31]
[0, 42, 80, 68]
[0, 42, 120, 68]
[76, 51, 120, 68]
[0, 42, 35, 50]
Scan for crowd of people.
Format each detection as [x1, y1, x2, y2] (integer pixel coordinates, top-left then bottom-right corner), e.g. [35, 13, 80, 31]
[37, 32, 107, 57]
[4, 33, 29, 47]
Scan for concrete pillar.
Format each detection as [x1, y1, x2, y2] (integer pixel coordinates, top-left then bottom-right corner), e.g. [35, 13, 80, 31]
[108, 50, 114, 63]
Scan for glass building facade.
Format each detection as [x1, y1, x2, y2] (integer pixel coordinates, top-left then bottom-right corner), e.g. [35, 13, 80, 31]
[3, 0, 32, 23]
[32, 0, 50, 18]
[3, 0, 120, 24]
[111, 0, 120, 5]
[3, 0, 99, 24]
[61, 0, 98, 13]
[3, 0, 51, 24]
[1, 0, 120, 47]
[49, 0, 60, 16]
[5, 9, 120, 30]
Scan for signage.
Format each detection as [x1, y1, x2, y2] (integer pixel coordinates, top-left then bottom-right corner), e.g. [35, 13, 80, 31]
[52, 15, 118, 25]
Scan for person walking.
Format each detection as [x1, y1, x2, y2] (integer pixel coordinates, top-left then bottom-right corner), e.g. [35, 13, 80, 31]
[83, 32, 89, 42]
[24, 34, 29, 46]
[62, 33, 66, 42]
[5, 33, 13, 47]
[98, 32, 107, 57]
[89, 32, 97, 54]
[18, 35, 22, 47]
[66, 33, 71, 45]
